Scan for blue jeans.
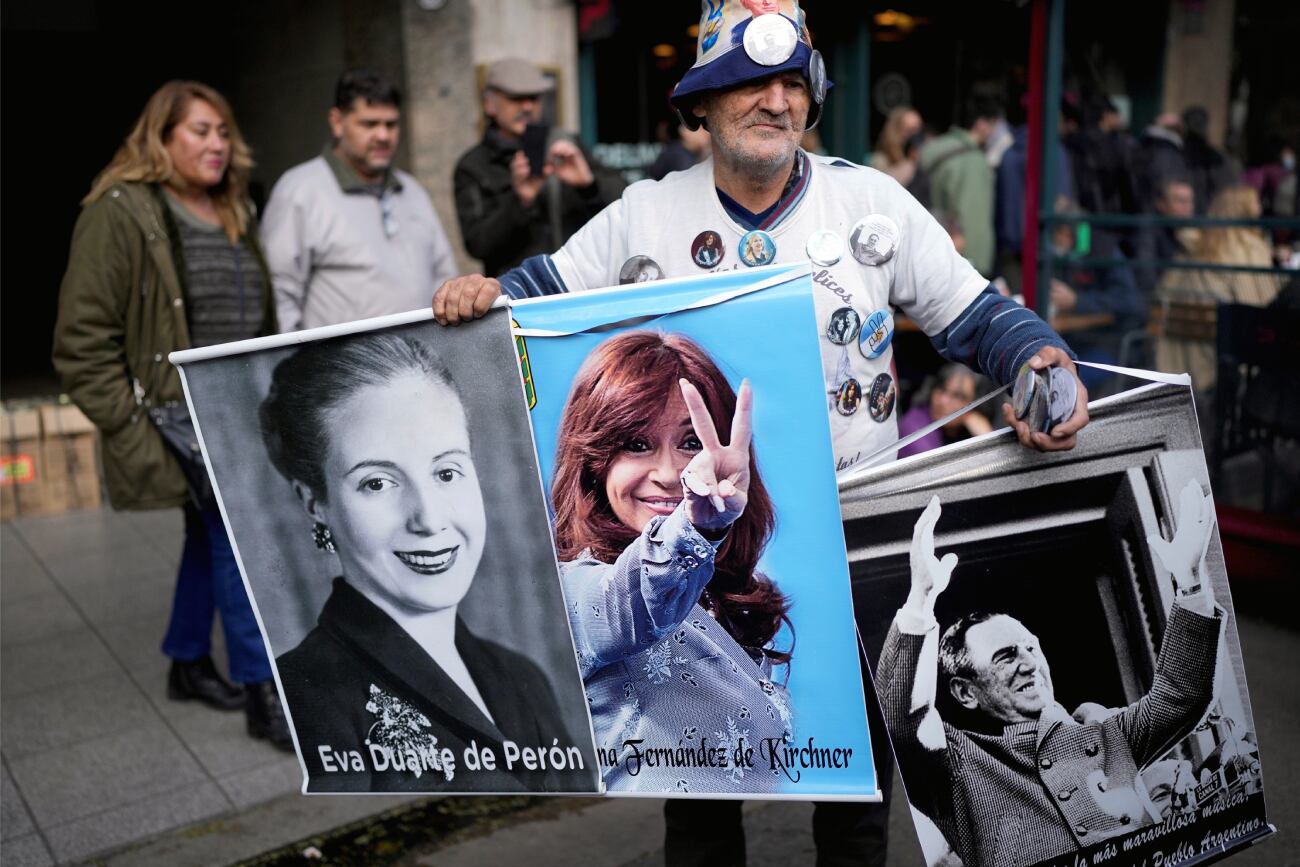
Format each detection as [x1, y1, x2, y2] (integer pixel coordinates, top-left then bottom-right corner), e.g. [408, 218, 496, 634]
[161, 502, 272, 684]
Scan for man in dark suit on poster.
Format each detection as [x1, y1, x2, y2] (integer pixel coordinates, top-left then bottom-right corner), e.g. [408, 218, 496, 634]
[876, 484, 1223, 867]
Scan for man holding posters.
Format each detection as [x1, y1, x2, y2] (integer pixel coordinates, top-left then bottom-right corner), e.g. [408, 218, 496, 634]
[433, 0, 1091, 861]
[879, 490, 1224, 866]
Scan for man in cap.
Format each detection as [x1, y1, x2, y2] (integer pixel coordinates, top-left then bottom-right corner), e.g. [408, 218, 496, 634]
[433, 1, 1090, 862]
[879, 489, 1222, 866]
[453, 58, 625, 276]
[261, 69, 458, 332]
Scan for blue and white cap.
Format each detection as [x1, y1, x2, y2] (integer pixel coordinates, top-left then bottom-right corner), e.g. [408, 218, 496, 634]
[671, 0, 830, 131]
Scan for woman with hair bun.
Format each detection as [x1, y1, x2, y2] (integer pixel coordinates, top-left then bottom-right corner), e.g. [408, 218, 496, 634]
[260, 331, 580, 793]
[551, 330, 793, 793]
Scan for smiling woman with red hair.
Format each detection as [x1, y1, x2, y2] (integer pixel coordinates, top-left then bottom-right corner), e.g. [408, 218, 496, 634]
[551, 330, 794, 793]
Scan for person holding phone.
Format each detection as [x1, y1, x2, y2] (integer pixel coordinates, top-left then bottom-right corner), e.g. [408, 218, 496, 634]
[453, 58, 625, 277]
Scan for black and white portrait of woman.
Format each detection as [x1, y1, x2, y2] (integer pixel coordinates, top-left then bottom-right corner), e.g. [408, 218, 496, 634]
[173, 311, 599, 794]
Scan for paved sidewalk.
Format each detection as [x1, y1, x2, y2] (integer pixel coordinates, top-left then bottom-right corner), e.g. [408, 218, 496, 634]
[0, 507, 319, 865]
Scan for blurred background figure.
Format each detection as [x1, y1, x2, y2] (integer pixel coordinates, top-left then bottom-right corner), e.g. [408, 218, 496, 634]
[453, 57, 624, 277]
[1135, 175, 1198, 298]
[1182, 105, 1240, 214]
[897, 363, 992, 459]
[870, 105, 924, 185]
[1156, 185, 1282, 390]
[51, 81, 292, 751]
[1045, 197, 1145, 390]
[918, 93, 1003, 276]
[649, 120, 711, 180]
[1136, 111, 1190, 216]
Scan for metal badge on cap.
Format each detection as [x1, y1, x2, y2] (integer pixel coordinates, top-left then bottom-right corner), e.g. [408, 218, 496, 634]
[849, 214, 900, 266]
[808, 49, 827, 105]
[743, 13, 798, 66]
[805, 229, 844, 266]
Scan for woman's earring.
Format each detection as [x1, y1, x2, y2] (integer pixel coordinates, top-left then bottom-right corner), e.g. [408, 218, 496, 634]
[312, 522, 336, 553]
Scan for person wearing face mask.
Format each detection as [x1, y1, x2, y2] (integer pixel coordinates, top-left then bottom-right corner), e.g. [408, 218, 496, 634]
[52, 81, 291, 751]
[260, 332, 583, 792]
[453, 58, 625, 277]
[260, 69, 458, 332]
[876, 489, 1223, 867]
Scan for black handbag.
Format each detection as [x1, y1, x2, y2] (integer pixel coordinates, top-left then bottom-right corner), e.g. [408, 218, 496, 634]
[148, 401, 215, 507]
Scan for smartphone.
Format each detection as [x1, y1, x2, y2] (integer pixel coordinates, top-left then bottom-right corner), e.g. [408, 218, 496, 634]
[522, 123, 549, 178]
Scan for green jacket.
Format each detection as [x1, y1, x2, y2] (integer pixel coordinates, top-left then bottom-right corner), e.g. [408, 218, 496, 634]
[52, 182, 275, 511]
[920, 127, 994, 277]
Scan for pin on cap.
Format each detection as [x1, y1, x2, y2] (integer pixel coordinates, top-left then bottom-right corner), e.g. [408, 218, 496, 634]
[743, 13, 798, 66]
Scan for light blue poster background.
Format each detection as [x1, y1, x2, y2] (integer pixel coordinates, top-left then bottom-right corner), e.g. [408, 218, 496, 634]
[512, 263, 878, 798]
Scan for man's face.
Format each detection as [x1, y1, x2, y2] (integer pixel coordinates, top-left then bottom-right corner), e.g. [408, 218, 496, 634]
[951, 615, 1055, 724]
[329, 99, 400, 182]
[484, 90, 543, 139]
[696, 71, 809, 178]
[1157, 182, 1195, 219]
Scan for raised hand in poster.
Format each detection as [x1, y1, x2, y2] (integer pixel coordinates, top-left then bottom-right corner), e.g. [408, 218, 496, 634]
[905, 495, 957, 620]
[679, 377, 752, 532]
[1147, 480, 1216, 603]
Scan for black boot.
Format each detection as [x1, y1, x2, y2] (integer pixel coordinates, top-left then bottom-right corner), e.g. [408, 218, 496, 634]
[167, 656, 245, 711]
[246, 680, 294, 752]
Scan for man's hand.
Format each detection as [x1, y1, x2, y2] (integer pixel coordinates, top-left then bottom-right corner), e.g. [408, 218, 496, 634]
[1000, 346, 1089, 451]
[679, 378, 752, 533]
[1147, 480, 1215, 594]
[545, 139, 595, 188]
[1049, 279, 1078, 314]
[905, 495, 957, 617]
[511, 151, 544, 207]
[432, 275, 502, 326]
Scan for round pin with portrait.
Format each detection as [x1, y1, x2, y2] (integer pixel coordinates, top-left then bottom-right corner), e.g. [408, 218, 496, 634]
[858, 308, 895, 359]
[825, 307, 861, 346]
[805, 229, 844, 266]
[868, 373, 897, 422]
[738, 230, 776, 267]
[834, 378, 863, 417]
[849, 214, 900, 266]
[618, 255, 664, 285]
[691, 230, 725, 269]
[743, 13, 798, 66]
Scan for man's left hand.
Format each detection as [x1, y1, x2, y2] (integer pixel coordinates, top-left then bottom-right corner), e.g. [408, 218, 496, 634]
[545, 139, 595, 188]
[1000, 346, 1089, 451]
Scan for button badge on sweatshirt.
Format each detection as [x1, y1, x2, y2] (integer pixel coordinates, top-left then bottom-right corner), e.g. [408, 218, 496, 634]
[849, 215, 899, 266]
[619, 255, 664, 284]
[691, 231, 725, 268]
[858, 308, 894, 359]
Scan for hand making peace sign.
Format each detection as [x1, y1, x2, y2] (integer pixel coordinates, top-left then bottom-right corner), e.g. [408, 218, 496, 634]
[678, 378, 752, 533]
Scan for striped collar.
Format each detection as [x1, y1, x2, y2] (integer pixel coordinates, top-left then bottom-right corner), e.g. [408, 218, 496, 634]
[716, 150, 811, 232]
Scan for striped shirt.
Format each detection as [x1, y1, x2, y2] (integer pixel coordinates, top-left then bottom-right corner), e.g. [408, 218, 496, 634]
[166, 194, 265, 348]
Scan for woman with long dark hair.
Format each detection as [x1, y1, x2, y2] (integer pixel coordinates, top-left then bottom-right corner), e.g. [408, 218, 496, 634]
[551, 331, 793, 793]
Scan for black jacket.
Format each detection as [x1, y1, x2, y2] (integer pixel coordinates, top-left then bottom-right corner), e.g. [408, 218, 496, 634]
[277, 578, 597, 793]
[453, 126, 625, 276]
